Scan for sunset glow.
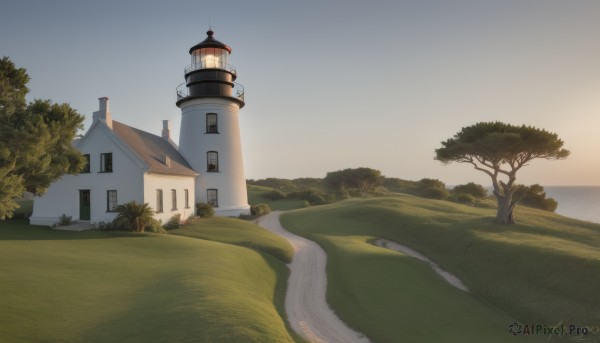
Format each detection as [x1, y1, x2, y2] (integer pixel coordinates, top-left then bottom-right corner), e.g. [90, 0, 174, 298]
[2, 1, 600, 185]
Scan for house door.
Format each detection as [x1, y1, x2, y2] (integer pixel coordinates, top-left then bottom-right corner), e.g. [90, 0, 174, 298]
[79, 190, 91, 220]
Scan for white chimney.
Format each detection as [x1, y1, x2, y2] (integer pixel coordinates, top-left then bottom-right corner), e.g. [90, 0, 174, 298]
[92, 97, 112, 129]
[162, 120, 171, 140]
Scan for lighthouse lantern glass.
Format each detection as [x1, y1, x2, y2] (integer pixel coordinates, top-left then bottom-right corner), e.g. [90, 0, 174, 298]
[192, 47, 229, 70]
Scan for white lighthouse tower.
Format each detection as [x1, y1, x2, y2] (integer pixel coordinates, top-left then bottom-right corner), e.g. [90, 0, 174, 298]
[176, 30, 250, 216]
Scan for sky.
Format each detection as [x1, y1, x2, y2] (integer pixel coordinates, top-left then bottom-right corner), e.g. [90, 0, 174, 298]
[2, 0, 600, 186]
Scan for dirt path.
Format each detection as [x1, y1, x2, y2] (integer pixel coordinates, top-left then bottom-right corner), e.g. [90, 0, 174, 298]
[257, 212, 371, 343]
[373, 238, 468, 292]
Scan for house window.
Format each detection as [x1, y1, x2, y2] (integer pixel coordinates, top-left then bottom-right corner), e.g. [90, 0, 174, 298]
[207, 151, 218, 172]
[207, 189, 218, 207]
[100, 153, 113, 172]
[82, 154, 90, 173]
[156, 189, 163, 213]
[206, 113, 218, 133]
[171, 189, 177, 211]
[107, 190, 117, 212]
[184, 189, 190, 209]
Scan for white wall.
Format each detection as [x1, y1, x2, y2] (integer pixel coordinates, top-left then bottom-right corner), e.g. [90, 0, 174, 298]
[30, 124, 144, 226]
[179, 98, 250, 216]
[143, 173, 195, 224]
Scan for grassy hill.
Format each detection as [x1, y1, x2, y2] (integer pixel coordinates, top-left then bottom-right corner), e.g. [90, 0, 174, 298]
[281, 195, 600, 342]
[170, 217, 294, 263]
[0, 218, 300, 343]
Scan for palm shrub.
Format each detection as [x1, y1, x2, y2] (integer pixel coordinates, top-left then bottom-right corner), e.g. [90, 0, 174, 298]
[114, 201, 155, 232]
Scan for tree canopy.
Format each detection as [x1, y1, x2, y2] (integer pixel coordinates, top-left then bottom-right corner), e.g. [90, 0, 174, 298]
[324, 167, 384, 194]
[514, 184, 558, 212]
[452, 182, 488, 198]
[0, 57, 85, 219]
[435, 122, 569, 224]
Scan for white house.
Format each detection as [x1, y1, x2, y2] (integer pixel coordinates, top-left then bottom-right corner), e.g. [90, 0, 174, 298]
[30, 30, 250, 226]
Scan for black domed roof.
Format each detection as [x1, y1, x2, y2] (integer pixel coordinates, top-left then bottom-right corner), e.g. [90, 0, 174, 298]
[189, 30, 232, 54]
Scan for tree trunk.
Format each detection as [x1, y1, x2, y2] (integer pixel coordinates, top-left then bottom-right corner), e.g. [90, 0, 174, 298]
[495, 193, 516, 225]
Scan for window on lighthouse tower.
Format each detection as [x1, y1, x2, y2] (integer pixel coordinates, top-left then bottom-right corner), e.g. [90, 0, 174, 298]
[207, 151, 219, 172]
[207, 189, 218, 207]
[206, 113, 218, 133]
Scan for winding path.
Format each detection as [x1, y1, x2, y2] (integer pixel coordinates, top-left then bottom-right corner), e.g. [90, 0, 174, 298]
[257, 212, 371, 343]
[373, 238, 468, 292]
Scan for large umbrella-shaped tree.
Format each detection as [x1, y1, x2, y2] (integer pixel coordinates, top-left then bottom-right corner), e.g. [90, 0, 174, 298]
[435, 122, 569, 224]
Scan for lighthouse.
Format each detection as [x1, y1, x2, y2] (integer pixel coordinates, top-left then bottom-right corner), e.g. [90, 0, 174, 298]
[176, 30, 250, 216]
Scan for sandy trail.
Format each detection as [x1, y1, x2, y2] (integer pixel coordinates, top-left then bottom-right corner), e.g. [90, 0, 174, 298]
[257, 212, 371, 343]
[373, 238, 468, 292]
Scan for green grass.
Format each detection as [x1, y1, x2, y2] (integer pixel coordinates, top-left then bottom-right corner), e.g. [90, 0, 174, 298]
[171, 217, 294, 263]
[281, 195, 600, 342]
[0, 219, 298, 343]
[247, 184, 308, 211]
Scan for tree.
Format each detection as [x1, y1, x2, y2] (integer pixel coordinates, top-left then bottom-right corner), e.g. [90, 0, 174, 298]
[417, 178, 450, 199]
[435, 122, 569, 224]
[324, 167, 383, 194]
[114, 201, 155, 232]
[452, 182, 488, 198]
[0, 57, 85, 219]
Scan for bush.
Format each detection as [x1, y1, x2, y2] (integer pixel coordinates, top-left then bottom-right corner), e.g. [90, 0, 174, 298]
[287, 190, 328, 205]
[144, 218, 166, 233]
[163, 214, 181, 230]
[305, 192, 327, 205]
[196, 203, 215, 218]
[250, 203, 272, 217]
[453, 182, 487, 198]
[417, 178, 450, 200]
[515, 184, 558, 212]
[419, 187, 450, 200]
[263, 189, 286, 200]
[58, 214, 74, 226]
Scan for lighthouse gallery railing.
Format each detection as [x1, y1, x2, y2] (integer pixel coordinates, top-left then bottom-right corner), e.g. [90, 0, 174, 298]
[176, 82, 245, 102]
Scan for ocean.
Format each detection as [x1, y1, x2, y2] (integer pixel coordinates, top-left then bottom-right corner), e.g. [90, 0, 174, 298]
[544, 186, 600, 224]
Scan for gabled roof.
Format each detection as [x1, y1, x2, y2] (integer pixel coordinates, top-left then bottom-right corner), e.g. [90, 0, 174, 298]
[111, 121, 198, 177]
